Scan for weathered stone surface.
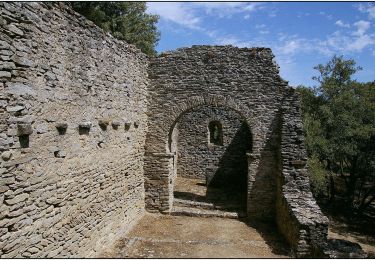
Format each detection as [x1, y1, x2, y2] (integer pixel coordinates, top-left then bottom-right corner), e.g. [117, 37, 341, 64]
[17, 123, 33, 136]
[1, 150, 12, 160]
[6, 82, 35, 96]
[6, 23, 24, 36]
[5, 193, 29, 205]
[6, 105, 24, 112]
[79, 122, 92, 129]
[35, 123, 48, 134]
[0, 71, 12, 78]
[0, 61, 16, 70]
[1, 2, 148, 258]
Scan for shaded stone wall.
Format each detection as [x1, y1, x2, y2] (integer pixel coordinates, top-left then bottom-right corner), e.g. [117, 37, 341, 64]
[177, 105, 251, 189]
[145, 46, 287, 220]
[0, 2, 148, 258]
[276, 89, 329, 257]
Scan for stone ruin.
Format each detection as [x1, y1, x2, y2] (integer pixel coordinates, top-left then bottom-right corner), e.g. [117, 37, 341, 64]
[0, 2, 351, 258]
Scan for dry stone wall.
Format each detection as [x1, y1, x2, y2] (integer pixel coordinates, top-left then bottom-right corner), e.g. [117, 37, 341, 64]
[177, 105, 251, 188]
[145, 46, 329, 257]
[0, 2, 148, 258]
[145, 46, 287, 219]
[277, 89, 329, 257]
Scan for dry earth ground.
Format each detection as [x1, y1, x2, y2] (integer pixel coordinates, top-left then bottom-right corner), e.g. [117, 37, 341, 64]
[100, 213, 290, 258]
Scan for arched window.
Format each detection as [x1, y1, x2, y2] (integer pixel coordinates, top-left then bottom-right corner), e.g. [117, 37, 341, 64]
[208, 121, 223, 146]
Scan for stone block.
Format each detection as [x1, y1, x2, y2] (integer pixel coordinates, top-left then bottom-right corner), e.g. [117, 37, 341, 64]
[17, 123, 33, 136]
[36, 123, 48, 134]
[111, 120, 121, 129]
[1, 150, 12, 160]
[6, 105, 24, 112]
[6, 82, 35, 96]
[6, 23, 24, 36]
[5, 193, 29, 205]
[0, 71, 11, 78]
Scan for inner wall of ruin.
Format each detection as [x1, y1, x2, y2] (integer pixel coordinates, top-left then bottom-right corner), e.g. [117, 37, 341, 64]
[0, 3, 148, 258]
[145, 46, 287, 220]
[145, 46, 329, 256]
[177, 105, 251, 189]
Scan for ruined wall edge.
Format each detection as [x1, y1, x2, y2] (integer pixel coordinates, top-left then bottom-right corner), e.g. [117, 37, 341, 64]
[277, 89, 329, 257]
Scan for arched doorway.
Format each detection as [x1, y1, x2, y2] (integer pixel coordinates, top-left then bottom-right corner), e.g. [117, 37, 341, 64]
[168, 105, 252, 215]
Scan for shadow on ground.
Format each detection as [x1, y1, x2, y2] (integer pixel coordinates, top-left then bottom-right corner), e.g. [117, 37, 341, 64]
[240, 218, 291, 256]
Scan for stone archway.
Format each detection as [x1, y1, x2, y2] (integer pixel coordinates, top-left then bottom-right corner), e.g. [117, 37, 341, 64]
[143, 46, 328, 256]
[145, 46, 287, 219]
[144, 96, 255, 214]
[168, 104, 253, 215]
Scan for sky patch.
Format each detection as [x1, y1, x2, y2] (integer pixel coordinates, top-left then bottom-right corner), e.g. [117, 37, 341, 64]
[147, 2, 375, 87]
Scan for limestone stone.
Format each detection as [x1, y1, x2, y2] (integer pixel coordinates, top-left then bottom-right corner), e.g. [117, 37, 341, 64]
[17, 123, 33, 136]
[6, 23, 24, 36]
[6, 105, 24, 112]
[79, 122, 92, 129]
[36, 123, 48, 134]
[0, 61, 16, 70]
[5, 193, 29, 205]
[0, 71, 12, 78]
[1, 150, 12, 160]
[6, 82, 35, 96]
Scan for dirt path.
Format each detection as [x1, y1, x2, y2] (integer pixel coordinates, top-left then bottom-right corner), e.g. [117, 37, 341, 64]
[328, 224, 375, 257]
[100, 213, 289, 258]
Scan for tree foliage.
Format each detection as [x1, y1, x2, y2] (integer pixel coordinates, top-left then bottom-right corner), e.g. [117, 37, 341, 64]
[70, 2, 160, 56]
[298, 56, 375, 213]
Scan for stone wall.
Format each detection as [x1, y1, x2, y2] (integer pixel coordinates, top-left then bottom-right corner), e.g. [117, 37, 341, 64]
[276, 89, 329, 257]
[0, 2, 148, 258]
[177, 105, 251, 187]
[145, 46, 287, 221]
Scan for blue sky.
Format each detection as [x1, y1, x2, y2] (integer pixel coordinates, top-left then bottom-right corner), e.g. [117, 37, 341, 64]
[146, 2, 375, 87]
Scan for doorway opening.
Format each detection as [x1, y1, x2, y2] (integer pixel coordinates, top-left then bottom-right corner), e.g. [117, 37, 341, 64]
[169, 105, 252, 216]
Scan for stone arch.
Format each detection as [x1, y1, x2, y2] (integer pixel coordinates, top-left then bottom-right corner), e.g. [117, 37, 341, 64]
[144, 98, 255, 214]
[165, 95, 255, 154]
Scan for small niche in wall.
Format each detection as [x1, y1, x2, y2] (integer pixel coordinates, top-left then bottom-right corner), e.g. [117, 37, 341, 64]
[19, 135, 30, 148]
[79, 122, 91, 135]
[208, 121, 223, 146]
[124, 122, 131, 131]
[98, 119, 110, 131]
[134, 122, 139, 128]
[17, 123, 33, 148]
[55, 123, 68, 135]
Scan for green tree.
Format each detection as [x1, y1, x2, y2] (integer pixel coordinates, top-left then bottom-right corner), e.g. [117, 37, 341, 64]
[298, 56, 375, 213]
[70, 2, 160, 56]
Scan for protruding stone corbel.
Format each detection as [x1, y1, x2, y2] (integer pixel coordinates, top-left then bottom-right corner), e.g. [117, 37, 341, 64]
[55, 122, 68, 135]
[98, 118, 110, 130]
[79, 122, 91, 135]
[111, 120, 121, 130]
[124, 122, 131, 131]
[17, 123, 33, 136]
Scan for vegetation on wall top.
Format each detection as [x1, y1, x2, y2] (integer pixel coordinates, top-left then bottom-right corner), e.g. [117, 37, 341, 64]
[70, 2, 160, 56]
